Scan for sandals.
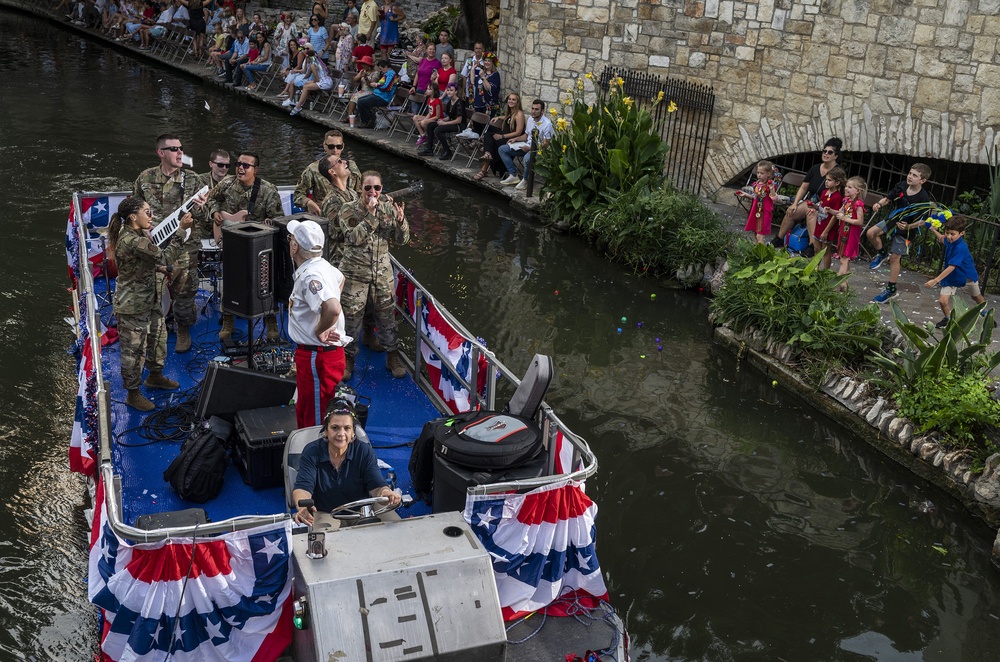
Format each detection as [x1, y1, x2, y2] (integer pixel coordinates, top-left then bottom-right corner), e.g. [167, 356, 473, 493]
[474, 170, 488, 181]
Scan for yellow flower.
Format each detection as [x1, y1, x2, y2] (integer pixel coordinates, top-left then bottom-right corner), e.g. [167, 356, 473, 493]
[667, 101, 678, 113]
[587, 104, 593, 113]
[556, 117, 568, 131]
[614, 76, 624, 87]
[562, 144, 568, 153]
[576, 78, 584, 90]
[653, 90, 665, 105]
[622, 96, 634, 108]
[585, 72, 593, 79]
[549, 107, 558, 117]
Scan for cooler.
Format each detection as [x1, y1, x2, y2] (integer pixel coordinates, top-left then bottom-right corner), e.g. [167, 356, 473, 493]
[233, 405, 298, 489]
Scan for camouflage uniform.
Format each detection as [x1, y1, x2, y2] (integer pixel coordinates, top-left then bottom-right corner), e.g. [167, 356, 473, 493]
[337, 197, 409, 356]
[320, 187, 360, 266]
[133, 166, 203, 328]
[204, 174, 284, 230]
[193, 172, 227, 243]
[114, 227, 192, 389]
[293, 158, 363, 211]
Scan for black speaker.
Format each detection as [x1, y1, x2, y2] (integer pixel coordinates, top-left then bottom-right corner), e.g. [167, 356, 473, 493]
[271, 213, 331, 303]
[195, 362, 298, 423]
[222, 222, 278, 318]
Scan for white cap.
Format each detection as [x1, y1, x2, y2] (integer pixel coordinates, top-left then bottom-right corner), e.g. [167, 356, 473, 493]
[288, 219, 325, 251]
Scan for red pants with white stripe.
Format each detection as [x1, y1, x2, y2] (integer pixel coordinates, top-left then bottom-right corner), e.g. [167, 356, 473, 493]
[294, 346, 346, 429]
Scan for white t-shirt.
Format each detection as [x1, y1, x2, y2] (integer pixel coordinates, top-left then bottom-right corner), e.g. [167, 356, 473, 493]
[288, 257, 346, 346]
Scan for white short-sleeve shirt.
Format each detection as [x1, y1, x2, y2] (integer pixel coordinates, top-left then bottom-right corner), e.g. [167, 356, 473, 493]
[288, 257, 346, 346]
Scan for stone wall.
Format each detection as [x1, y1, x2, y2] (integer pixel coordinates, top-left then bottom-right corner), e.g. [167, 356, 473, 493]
[496, 0, 1000, 194]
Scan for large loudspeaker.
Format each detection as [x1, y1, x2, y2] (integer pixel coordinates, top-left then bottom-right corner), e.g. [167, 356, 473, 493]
[222, 222, 278, 318]
[271, 213, 331, 303]
[195, 362, 298, 423]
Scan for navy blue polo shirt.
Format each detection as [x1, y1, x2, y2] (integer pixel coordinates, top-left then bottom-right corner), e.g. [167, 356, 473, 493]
[293, 438, 388, 512]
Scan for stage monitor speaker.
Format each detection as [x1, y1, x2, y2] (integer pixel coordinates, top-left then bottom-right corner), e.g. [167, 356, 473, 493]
[195, 362, 298, 423]
[271, 213, 331, 303]
[222, 222, 278, 318]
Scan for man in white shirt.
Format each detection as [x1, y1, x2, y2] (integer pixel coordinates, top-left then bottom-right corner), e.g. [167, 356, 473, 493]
[460, 41, 485, 99]
[287, 219, 348, 429]
[499, 99, 556, 190]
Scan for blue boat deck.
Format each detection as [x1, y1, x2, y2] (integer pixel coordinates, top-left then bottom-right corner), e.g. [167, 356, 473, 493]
[97, 279, 439, 527]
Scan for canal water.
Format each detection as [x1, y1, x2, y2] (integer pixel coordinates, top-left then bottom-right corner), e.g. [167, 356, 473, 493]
[3, 9, 1000, 661]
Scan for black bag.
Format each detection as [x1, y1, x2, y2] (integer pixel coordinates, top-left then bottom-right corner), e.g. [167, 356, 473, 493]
[163, 426, 229, 503]
[409, 417, 445, 499]
[433, 410, 542, 470]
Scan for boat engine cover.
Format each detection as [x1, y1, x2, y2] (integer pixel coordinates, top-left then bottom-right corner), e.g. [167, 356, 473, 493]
[291, 511, 506, 662]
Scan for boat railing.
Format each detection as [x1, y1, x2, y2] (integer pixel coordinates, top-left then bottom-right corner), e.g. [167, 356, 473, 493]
[390, 255, 598, 494]
[71, 192, 286, 543]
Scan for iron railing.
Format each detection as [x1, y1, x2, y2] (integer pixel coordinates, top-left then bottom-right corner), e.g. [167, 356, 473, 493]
[597, 66, 715, 194]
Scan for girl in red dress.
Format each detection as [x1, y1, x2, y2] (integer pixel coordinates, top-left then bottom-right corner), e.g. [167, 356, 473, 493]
[836, 176, 868, 279]
[737, 160, 779, 244]
[809, 166, 846, 269]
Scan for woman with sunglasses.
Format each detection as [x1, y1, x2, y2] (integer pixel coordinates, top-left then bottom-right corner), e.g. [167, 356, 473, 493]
[307, 14, 331, 61]
[107, 197, 195, 412]
[292, 398, 401, 526]
[774, 137, 843, 248]
[336, 171, 408, 381]
[475, 92, 525, 181]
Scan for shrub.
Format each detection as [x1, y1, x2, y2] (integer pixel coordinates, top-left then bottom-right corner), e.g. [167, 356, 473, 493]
[898, 369, 1000, 450]
[711, 242, 883, 368]
[535, 75, 671, 225]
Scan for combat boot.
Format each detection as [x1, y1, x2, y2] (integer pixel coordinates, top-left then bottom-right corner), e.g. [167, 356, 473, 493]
[265, 314, 280, 340]
[219, 313, 235, 341]
[126, 389, 155, 412]
[144, 371, 179, 390]
[343, 353, 355, 381]
[385, 350, 406, 379]
[175, 325, 192, 353]
[362, 327, 385, 352]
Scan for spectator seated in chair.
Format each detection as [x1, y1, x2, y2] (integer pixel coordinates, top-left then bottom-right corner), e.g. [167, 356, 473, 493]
[498, 98, 554, 191]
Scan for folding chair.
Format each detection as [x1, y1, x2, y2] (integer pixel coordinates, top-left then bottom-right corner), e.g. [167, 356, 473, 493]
[258, 61, 286, 96]
[451, 111, 491, 167]
[388, 92, 426, 141]
[373, 87, 409, 132]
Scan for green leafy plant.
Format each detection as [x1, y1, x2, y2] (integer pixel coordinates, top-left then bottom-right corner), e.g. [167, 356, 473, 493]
[536, 75, 671, 224]
[420, 6, 460, 40]
[711, 242, 883, 368]
[868, 300, 1000, 392]
[898, 369, 1000, 449]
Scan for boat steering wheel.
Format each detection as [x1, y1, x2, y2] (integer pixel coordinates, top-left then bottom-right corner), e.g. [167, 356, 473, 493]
[329, 496, 398, 521]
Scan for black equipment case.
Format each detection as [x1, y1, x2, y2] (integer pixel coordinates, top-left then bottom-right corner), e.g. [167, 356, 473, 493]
[233, 405, 298, 489]
[434, 411, 543, 470]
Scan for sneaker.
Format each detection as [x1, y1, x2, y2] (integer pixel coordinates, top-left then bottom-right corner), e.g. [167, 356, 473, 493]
[869, 252, 888, 269]
[282, 99, 295, 107]
[290, 107, 302, 116]
[515, 179, 527, 191]
[276, 92, 289, 99]
[417, 148, 434, 156]
[770, 235, 784, 248]
[803, 244, 815, 258]
[871, 288, 898, 304]
[935, 317, 950, 329]
[415, 135, 427, 146]
[437, 151, 453, 160]
[500, 174, 519, 185]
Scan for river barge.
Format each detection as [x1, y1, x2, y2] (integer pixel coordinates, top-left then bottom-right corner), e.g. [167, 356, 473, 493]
[67, 188, 627, 661]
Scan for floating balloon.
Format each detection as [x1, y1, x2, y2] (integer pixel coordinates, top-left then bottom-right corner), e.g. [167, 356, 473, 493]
[616, 328, 622, 334]
[650, 293, 657, 300]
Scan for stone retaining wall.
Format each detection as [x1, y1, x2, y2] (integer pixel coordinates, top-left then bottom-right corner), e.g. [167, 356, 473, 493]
[496, 0, 1000, 194]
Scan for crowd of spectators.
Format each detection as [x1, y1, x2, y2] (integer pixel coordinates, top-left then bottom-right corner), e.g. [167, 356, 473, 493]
[56, 0, 554, 189]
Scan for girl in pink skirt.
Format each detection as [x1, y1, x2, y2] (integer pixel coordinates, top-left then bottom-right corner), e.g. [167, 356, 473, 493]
[737, 160, 779, 243]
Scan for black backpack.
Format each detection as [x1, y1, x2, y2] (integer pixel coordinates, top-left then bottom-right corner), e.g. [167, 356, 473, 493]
[163, 426, 229, 503]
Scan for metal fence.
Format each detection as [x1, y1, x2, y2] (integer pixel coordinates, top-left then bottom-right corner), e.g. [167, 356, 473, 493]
[597, 66, 715, 194]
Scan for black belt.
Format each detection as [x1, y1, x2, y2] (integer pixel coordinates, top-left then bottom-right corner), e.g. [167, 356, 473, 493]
[297, 344, 342, 353]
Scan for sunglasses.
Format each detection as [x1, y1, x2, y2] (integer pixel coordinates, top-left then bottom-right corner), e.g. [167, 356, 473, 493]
[822, 149, 837, 155]
[160, 145, 183, 152]
[211, 161, 230, 168]
[235, 161, 256, 170]
[325, 143, 344, 150]
[363, 184, 382, 191]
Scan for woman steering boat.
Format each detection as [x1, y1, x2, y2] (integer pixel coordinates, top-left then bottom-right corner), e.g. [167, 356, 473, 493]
[291, 398, 401, 525]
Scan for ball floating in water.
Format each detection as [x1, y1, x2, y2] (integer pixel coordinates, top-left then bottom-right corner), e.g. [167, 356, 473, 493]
[772, 380, 778, 387]
[657, 345, 663, 351]
[640, 354, 646, 359]
[655, 337, 661, 343]
[621, 316, 627, 323]
[650, 293, 657, 300]
[554, 290, 559, 295]
[637, 322, 643, 328]
[616, 327, 622, 334]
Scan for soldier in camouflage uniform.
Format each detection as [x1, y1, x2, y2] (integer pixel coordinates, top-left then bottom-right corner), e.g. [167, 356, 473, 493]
[132, 134, 206, 354]
[205, 151, 285, 340]
[194, 148, 231, 242]
[293, 130, 362, 215]
[318, 154, 360, 266]
[108, 196, 196, 411]
[337, 170, 409, 379]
